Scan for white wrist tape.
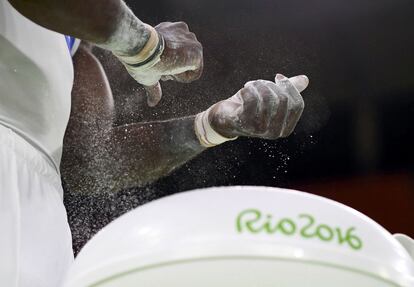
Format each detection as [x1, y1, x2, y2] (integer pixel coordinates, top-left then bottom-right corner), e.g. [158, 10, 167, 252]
[194, 108, 238, 147]
[115, 24, 165, 70]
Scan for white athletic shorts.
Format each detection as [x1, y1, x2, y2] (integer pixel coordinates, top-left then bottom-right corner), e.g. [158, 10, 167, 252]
[0, 124, 74, 287]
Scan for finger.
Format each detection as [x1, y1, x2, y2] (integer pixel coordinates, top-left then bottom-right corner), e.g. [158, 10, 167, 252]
[253, 81, 275, 134]
[281, 104, 303, 137]
[244, 79, 273, 88]
[288, 75, 309, 93]
[246, 75, 309, 93]
[267, 84, 288, 139]
[274, 75, 304, 137]
[171, 62, 204, 83]
[275, 74, 309, 94]
[275, 73, 304, 111]
[144, 82, 162, 107]
[155, 21, 188, 32]
[237, 86, 260, 135]
[244, 80, 256, 87]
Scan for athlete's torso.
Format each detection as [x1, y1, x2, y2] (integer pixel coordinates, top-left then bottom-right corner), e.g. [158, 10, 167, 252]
[0, 1, 74, 170]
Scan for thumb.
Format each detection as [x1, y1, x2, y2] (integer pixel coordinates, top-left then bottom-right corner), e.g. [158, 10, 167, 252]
[144, 82, 162, 107]
[288, 75, 309, 93]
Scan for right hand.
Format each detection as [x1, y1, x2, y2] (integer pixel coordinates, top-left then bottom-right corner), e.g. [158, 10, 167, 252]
[208, 74, 309, 140]
[122, 22, 203, 107]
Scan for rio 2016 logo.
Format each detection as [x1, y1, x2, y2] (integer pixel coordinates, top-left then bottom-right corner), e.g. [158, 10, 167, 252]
[236, 209, 363, 251]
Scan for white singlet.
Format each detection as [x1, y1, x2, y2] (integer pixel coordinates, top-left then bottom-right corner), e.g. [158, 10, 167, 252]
[0, 1, 77, 286]
[0, 0, 73, 170]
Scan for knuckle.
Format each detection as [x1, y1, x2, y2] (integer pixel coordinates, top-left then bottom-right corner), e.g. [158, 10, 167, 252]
[260, 79, 274, 85]
[259, 79, 275, 88]
[254, 80, 267, 88]
[176, 21, 189, 30]
[156, 22, 173, 31]
[188, 32, 197, 39]
[156, 21, 170, 27]
[241, 85, 255, 96]
[262, 85, 275, 98]
[243, 80, 255, 88]
[293, 97, 305, 111]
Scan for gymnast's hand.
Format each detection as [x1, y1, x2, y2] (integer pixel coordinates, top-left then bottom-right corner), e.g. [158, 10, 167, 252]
[194, 74, 309, 147]
[116, 22, 203, 107]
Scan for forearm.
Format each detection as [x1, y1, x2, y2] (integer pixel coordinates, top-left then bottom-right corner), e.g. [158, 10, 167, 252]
[61, 44, 205, 193]
[106, 116, 206, 190]
[7, 0, 149, 55]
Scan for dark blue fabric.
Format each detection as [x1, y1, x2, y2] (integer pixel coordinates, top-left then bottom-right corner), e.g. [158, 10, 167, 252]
[65, 35, 75, 54]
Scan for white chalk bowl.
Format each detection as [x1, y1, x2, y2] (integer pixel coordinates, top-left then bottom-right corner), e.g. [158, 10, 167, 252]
[63, 186, 414, 287]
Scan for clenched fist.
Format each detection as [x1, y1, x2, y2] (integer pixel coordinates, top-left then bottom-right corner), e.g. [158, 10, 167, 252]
[116, 22, 203, 107]
[195, 74, 308, 147]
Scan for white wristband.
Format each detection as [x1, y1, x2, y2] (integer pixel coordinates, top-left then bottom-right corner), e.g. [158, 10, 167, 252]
[115, 24, 165, 71]
[194, 108, 238, 147]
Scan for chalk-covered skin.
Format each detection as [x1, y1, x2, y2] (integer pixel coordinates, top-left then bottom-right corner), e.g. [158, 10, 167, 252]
[122, 22, 204, 107]
[62, 45, 205, 193]
[7, 0, 149, 52]
[209, 75, 308, 139]
[61, 45, 308, 193]
[7, 0, 203, 106]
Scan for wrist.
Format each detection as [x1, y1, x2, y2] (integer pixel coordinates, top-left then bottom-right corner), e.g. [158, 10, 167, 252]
[113, 24, 164, 71]
[194, 108, 238, 148]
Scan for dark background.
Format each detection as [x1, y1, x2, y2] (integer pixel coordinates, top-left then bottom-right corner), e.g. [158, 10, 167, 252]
[64, 0, 414, 254]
